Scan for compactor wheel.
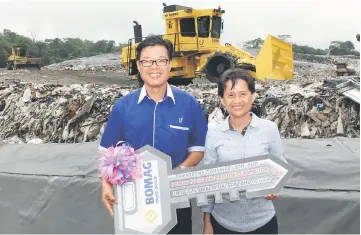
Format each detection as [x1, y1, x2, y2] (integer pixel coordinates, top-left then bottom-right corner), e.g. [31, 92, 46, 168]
[205, 53, 236, 83]
[6, 62, 13, 70]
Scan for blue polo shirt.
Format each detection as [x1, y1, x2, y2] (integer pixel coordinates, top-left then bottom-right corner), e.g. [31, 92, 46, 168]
[99, 83, 208, 168]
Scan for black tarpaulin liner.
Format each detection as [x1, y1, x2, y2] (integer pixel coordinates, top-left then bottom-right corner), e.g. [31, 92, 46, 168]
[0, 137, 359, 234]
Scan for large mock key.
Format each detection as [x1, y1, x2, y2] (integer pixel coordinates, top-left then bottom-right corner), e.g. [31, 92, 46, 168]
[113, 145, 294, 234]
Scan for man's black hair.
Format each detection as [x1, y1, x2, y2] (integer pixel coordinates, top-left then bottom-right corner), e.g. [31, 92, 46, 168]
[135, 35, 173, 61]
[218, 68, 255, 97]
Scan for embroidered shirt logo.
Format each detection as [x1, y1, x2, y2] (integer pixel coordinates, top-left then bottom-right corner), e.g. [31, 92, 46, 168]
[179, 117, 183, 123]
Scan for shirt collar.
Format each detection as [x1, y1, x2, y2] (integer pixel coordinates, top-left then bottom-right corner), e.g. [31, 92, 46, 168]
[219, 112, 259, 131]
[137, 83, 175, 104]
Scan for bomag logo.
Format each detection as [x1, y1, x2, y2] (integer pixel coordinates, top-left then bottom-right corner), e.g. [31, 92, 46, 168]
[143, 161, 155, 205]
[144, 209, 159, 224]
[164, 12, 179, 17]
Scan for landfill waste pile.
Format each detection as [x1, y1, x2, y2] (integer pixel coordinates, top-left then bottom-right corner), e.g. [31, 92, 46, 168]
[42, 53, 124, 72]
[256, 78, 359, 138]
[0, 72, 359, 144]
[0, 51, 359, 144]
[294, 53, 359, 67]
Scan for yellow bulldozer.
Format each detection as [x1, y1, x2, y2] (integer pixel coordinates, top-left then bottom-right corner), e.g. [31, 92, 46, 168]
[121, 4, 293, 86]
[6, 45, 41, 70]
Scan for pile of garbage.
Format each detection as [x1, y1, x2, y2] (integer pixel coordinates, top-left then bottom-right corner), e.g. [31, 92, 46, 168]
[0, 82, 131, 144]
[42, 53, 124, 72]
[255, 79, 360, 138]
[43, 64, 123, 72]
[0, 78, 359, 144]
[294, 53, 360, 67]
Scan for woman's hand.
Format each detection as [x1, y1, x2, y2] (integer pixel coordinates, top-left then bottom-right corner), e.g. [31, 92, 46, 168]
[203, 213, 214, 234]
[265, 194, 279, 200]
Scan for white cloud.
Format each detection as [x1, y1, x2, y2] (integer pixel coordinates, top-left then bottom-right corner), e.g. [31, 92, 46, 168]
[0, 0, 359, 49]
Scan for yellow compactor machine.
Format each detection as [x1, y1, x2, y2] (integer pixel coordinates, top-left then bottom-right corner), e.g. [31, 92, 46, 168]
[121, 4, 293, 86]
[6, 45, 41, 70]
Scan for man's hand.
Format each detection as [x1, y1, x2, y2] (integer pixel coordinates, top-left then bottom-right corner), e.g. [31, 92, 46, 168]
[203, 213, 213, 234]
[203, 221, 214, 235]
[102, 178, 117, 217]
[264, 194, 279, 200]
[181, 151, 204, 168]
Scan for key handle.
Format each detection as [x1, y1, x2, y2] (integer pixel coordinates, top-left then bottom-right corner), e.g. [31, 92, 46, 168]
[113, 145, 176, 234]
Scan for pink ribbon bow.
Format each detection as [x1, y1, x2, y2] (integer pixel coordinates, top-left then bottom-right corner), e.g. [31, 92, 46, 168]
[98, 142, 142, 185]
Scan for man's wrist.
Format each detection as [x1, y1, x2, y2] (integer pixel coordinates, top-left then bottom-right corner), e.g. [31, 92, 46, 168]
[203, 213, 211, 222]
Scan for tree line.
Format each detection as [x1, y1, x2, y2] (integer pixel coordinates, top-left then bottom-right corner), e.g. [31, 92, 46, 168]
[0, 30, 359, 68]
[242, 34, 360, 56]
[0, 29, 127, 67]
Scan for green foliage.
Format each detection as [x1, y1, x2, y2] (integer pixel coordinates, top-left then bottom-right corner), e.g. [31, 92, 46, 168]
[2, 29, 359, 68]
[0, 29, 127, 66]
[329, 41, 359, 56]
[243, 37, 264, 49]
[0, 43, 6, 67]
[292, 44, 327, 55]
[242, 35, 360, 56]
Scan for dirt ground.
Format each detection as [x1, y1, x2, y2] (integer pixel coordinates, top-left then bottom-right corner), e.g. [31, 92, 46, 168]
[0, 68, 138, 86]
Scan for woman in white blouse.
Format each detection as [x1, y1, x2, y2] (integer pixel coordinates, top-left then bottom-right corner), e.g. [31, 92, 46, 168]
[201, 68, 287, 234]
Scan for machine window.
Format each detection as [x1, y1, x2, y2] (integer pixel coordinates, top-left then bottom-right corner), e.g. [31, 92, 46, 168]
[211, 16, 221, 38]
[197, 16, 210, 38]
[180, 18, 196, 37]
[20, 49, 26, 57]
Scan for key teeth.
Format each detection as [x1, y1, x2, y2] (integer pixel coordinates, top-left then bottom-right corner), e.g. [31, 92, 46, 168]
[214, 192, 223, 203]
[196, 195, 208, 206]
[229, 190, 241, 201]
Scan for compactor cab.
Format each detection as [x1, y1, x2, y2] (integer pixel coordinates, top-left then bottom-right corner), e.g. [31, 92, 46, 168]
[122, 4, 294, 86]
[6, 46, 41, 70]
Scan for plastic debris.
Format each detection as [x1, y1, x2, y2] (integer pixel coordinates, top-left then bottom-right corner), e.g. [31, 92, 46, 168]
[0, 77, 359, 144]
[0, 52, 359, 143]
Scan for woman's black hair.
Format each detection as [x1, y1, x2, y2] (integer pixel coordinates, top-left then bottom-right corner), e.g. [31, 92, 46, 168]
[218, 68, 255, 97]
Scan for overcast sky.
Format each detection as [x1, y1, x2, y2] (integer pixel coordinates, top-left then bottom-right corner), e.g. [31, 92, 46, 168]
[0, 0, 360, 50]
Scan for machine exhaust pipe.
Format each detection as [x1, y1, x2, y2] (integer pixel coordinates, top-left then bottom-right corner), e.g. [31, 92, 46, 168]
[133, 21, 143, 43]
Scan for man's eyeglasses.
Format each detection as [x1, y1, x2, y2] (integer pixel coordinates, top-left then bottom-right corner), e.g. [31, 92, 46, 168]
[139, 59, 169, 67]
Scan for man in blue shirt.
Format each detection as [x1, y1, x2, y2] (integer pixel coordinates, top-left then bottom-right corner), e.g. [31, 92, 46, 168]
[100, 35, 208, 234]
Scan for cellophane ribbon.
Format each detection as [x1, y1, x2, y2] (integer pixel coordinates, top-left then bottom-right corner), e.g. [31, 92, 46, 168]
[98, 142, 142, 185]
